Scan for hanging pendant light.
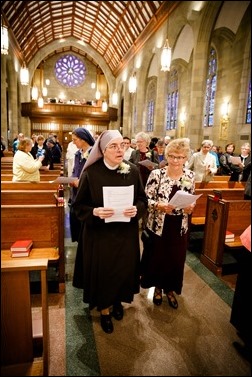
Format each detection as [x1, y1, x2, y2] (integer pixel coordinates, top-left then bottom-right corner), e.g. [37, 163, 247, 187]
[42, 87, 48, 97]
[102, 100, 108, 112]
[38, 95, 44, 108]
[1, 18, 9, 55]
[20, 65, 29, 85]
[161, 39, 172, 72]
[129, 74, 137, 93]
[31, 85, 39, 100]
[95, 90, 101, 100]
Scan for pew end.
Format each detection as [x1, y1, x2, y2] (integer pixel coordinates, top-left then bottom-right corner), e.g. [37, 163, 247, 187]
[200, 195, 251, 276]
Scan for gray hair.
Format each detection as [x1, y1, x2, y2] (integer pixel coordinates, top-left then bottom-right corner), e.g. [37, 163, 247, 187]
[201, 139, 213, 147]
[135, 132, 150, 146]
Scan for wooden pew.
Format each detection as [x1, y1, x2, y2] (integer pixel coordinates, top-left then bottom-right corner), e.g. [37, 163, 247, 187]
[212, 175, 230, 181]
[1, 173, 61, 181]
[1, 181, 60, 190]
[0, 167, 62, 175]
[1, 190, 58, 205]
[1, 203, 65, 293]
[195, 181, 245, 189]
[1, 258, 49, 376]
[191, 188, 245, 226]
[1, 156, 14, 163]
[200, 195, 251, 276]
[2, 150, 13, 157]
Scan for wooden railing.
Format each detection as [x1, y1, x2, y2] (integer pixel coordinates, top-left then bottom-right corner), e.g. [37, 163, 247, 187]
[21, 102, 118, 121]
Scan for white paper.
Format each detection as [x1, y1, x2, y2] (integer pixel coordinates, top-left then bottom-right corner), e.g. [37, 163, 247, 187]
[168, 190, 202, 209]
[230, 156, 241, 165]
[51, 176, 79, 184]
[103, 185, 134, 222]
[138, 159, 159, 169]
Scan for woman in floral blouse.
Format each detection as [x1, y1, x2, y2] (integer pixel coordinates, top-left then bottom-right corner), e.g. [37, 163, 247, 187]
[140, 138, 195, 309]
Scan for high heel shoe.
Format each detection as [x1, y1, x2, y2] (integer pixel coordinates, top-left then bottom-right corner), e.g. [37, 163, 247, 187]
[167, 292, 178, 309]
[153, 288, 162, 306]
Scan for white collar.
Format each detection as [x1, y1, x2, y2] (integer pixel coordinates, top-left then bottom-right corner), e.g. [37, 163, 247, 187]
[103, 159, 119, 170]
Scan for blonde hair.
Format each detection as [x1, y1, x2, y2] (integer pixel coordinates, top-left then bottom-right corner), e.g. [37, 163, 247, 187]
[165, 138, 191, 160]
[18, 138, 32, 151]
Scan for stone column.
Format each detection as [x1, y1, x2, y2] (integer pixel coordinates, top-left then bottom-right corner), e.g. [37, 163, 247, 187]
[1, 55, 8, 144]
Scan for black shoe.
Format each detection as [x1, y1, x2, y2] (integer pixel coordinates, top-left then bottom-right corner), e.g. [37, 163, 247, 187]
[233, 341, 251, 363]
[112, 303, 124, 320]
[153, 288, 162, 306]
[100, 314, 114, 334]
[167, 293, 178, 309]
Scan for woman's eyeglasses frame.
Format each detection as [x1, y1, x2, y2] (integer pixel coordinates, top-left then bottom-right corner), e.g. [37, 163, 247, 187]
[106, 143, 125, 151]
[167, 155, 186, 161]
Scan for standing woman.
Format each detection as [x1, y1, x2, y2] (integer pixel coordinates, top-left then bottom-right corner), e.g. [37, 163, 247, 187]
[69, 127, 95, 242]
[12, 137, 44, 182]
[72, 130, 147, 334]
[141, 138, 195, 309]
[129, 131, 159, 187]
[187, 139, 217, 182]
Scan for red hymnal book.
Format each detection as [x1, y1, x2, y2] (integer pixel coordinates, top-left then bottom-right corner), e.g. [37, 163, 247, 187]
[10, 239, 33, 252]
[11, 249, 31, 258]
[225, 230, 235, 239]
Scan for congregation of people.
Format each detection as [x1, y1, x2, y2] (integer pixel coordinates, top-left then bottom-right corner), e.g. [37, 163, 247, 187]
[1, 128, 251, 363]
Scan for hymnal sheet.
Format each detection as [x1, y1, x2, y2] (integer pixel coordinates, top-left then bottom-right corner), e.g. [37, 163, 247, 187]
[51, 176, 78, 184]
[230, 156, 241, 165]
[103, 185, 134, 222]
[138, 159, 159, 169]
[168, 190, 202, 209]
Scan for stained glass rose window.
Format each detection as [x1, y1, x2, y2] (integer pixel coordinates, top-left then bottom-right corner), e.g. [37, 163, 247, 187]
[55, 54, 86, 87]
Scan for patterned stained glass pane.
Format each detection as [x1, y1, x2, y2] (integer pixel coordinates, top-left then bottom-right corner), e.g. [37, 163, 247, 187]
[147, 100, 154, 132]
[166, 70, 178, 130]
[246, 80, 251, 124]
[55, 54, 86, 87]
[203, 48, 217, 127]
[146, 78, 156, 132]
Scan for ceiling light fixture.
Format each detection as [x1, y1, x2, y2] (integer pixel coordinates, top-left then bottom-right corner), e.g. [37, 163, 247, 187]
[20, 64, 29, 85]
[102, 100, 108, 112]
[1, 17, 9, 55]
[129, 73, 137, 93]
[161, 17, 172, 72]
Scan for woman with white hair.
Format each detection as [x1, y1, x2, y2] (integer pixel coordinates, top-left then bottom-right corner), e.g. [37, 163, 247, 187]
[129, 131, 159, 186]
[187, 139, 217, 182]
[72, 130, 147, 334]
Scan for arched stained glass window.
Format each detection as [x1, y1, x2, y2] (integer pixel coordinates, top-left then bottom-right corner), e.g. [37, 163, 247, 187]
[55, 54, 86, 87]
[166, 69, 178, 130]
[203, 48, 217, 127]
[146, 78, 156, 132]
[246, 80, 251, 124]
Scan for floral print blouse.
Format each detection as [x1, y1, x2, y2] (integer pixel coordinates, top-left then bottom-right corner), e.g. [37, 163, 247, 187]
[145, 167, 195, 236]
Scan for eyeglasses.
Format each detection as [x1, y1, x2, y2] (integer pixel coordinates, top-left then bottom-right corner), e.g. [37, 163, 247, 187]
[167, 155, 186, 161]
[106, 142, 125, 151]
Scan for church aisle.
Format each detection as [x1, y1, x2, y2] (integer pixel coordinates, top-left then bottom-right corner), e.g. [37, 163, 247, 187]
[63, 197, 250, 376]
[64, 248, 250, 376]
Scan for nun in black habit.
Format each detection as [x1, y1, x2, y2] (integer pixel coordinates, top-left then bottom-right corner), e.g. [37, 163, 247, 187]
[72, 130, 147, 334]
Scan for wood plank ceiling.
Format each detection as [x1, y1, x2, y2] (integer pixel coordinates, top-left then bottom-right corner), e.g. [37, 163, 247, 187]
[1, 1, 179, 75]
